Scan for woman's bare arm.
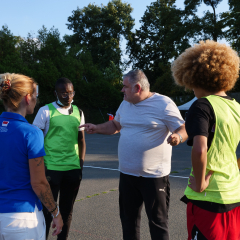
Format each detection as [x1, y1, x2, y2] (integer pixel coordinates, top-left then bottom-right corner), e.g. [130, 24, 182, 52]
[29, 156, 63, 236]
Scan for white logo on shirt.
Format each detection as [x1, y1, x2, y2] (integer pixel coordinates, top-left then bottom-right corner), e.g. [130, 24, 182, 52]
[2, 121, 9, 127]
[0, 127, 8, 132]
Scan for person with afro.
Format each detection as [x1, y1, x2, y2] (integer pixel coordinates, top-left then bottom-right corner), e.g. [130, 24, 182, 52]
[171, 40, 240, 240]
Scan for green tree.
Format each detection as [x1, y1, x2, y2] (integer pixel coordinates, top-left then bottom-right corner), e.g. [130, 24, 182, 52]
[221, 0, 240, 53]
[184, 0, 225, 41]
[0, 25, 23, 73]
[34, 26, 122, 121]
[127, 0, 190, 94]
[220, 0, 240, 92]
[17, 26, 83, 104]
[17, 33, 39, 77]
[65, 0, 134, 73]
[0, 24, 122, 122]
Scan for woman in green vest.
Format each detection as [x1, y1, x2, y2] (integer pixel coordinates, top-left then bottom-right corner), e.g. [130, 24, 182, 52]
[171, 40, 240, 240]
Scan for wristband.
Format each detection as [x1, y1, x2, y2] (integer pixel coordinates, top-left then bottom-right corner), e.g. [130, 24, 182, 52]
[176, 133, 183, 143]
[49, 203, 57, 213]
[51, 205, 60, 218]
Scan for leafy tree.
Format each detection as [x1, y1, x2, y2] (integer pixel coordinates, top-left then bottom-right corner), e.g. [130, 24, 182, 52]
[221, 0, 240, 53]
[65, 0, 134, 73]
[127, 0, 190, 95]
[0, 25, 122, 122]
[219, 0, 240, 92]
[15, 26, 81, 104]
[104, 61, 123, 86]
[0, 25, 23, 73]
[35, 26, 122, 120]
[184, 0, 225, 41]
[19, 34, 37, 62]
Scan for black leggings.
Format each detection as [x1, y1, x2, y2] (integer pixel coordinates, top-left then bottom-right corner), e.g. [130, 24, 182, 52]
[43, 168, 82, 240]
[119, 172, 170, 240]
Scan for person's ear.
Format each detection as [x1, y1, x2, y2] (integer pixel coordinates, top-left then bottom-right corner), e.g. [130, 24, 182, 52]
[54, 90, 57, 98]
[135, 84, 141, 93]
[25, 94, 31, 105]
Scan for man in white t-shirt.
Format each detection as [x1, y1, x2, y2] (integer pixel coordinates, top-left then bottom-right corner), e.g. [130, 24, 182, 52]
[33, 77, 86, 240]
[81, 70, 187, 240]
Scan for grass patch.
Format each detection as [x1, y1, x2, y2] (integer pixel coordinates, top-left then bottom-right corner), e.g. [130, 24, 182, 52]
[75, 188, 118, 202]
[170, 171, 179, 174]
[92, 193, 100, 196]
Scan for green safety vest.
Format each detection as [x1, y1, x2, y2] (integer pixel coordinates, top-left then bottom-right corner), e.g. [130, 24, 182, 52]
[185, 95, 240, 204]
[44, 103, 81, 171]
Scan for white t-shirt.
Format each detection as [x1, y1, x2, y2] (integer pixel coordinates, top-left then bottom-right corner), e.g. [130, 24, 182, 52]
[33, 102, 85, 137]
[114, 93, 184, 178]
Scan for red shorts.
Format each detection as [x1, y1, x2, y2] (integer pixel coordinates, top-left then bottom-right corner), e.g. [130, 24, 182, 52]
[187, 202, 240, 240]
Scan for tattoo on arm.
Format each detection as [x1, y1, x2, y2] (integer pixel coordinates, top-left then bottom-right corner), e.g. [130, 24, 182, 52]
[32, 158, 44, 167]
[37, 184, 55, 210]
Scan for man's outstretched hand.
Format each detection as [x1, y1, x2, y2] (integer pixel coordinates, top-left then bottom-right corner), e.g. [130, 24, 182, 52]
[79, 123, 97, 134]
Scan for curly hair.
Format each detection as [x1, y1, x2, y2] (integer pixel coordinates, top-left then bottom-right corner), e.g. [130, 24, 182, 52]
[0, 73, 37, 111]
[171, 40, 240, 92]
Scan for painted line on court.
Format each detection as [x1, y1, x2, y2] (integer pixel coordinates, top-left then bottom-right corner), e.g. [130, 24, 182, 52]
[84, 166, 118, 171]
[84, 165, 189, 179]
[86, 136, 120, 140]
[169, 175, 189, 179]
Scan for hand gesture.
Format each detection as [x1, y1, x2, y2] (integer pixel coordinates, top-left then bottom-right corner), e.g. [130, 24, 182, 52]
[79, 123, 97, 134]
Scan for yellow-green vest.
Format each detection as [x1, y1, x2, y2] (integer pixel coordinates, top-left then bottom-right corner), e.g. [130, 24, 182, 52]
[44, 103, 81, 171]
[185, 95, 240, 204]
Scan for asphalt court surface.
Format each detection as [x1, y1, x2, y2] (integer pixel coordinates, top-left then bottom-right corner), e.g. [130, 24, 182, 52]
[48, 133, 196, 240]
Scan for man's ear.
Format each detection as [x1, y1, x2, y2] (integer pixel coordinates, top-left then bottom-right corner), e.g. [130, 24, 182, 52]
[135, 84, 141, 93]
[54, 90, 57, 98]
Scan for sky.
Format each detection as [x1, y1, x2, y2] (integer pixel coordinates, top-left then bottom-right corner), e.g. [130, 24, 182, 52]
[1, 0, 230, 40]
